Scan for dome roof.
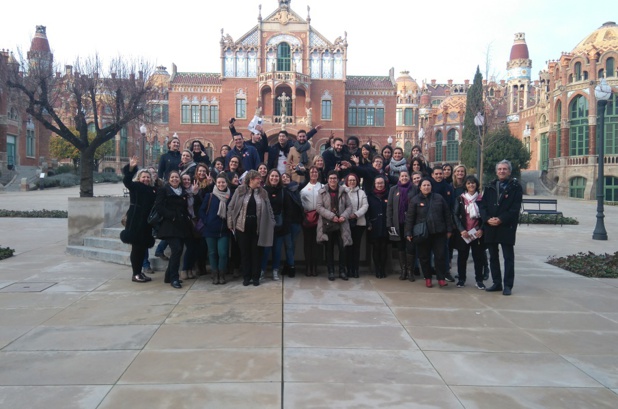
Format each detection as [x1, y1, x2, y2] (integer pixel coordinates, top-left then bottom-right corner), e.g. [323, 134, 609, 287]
[572, 22, 618, 55]
[509, 33, 529, 60]
[395, 71, 419, 94]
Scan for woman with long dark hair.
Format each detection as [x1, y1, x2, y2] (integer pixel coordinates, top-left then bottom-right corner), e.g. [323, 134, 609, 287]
[453, 175, 486, 289]
[121, 156, 156, 283]
[154, 170, 193, 288]
[260, 169, 289, 281]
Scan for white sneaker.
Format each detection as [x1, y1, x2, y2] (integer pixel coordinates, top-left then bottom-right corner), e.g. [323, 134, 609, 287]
[272, 269, 280, 281]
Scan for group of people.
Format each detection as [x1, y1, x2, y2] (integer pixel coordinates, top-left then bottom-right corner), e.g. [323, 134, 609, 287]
[120, 123, 522, 295]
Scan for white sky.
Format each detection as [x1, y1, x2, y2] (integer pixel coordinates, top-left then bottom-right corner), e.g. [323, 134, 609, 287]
[2, 0, 616, 84]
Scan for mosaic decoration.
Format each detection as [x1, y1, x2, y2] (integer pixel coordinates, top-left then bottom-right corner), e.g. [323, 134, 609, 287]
[267, 34, 301, 47]
[240, 29, 259, 47]
[310, 31, 327, 48]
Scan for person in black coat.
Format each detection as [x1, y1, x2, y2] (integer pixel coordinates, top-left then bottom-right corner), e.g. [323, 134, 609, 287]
[154, 170, 193, 289]
[282, 172, 303, 278]
[405, 178, 454, 288]
[366, 175, 390, 279]
[190, 139, 211, 167]
[157, 136, 181, 180]
[121, 156, 157, 283]
[479, 160, 523, 296]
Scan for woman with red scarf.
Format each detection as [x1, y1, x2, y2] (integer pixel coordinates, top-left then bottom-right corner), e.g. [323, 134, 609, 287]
[366, 175, 391, 279]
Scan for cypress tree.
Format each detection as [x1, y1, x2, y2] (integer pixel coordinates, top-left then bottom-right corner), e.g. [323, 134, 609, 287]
[461, 66, 484, 171]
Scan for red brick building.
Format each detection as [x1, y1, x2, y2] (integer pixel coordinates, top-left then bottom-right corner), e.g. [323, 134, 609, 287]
[162, 0, 397, 159]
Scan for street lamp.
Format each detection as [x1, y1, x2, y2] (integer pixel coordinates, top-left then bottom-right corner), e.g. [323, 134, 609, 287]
[474, 112, 484, 186]
[139, 124, 147, 168]
[592, 78, 612, 240]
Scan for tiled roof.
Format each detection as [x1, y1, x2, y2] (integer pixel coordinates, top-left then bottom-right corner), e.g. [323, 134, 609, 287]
[171, 72, 221, 86]
[346, 76, 394, 90]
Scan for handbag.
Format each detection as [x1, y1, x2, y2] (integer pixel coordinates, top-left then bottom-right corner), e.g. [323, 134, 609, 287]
[323, 218, 340, 233]
[147, 206, 163, 227]
[303, 210, 318, 228]
[412, 222, 428, 244]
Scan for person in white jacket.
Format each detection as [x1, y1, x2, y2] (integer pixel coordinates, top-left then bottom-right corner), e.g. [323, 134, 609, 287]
[344, 173, 369, 278]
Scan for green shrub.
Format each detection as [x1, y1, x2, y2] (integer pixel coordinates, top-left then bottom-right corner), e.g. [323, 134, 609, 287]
[55, 165, 75, 174]
[0, 209, 68, 218]
[36, 173, 80, 188]
[93, 172, 121, 183]
[547, 251, 618, 278]
[0, 246, 15, 260]
[520, 214, 578, 225]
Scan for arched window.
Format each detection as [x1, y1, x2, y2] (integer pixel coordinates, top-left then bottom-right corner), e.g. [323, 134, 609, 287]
[574, 62, 582, 81]
[569, 95, 588, 156]
[555, 101, 562, 157]
[607, 57, 615, 77]
[435, 130, 443, 162]
[277, 42, 291, 71]
[569, 177, 587, 199]
[446, 129, 459, 162]
[605, 93, 618, 155]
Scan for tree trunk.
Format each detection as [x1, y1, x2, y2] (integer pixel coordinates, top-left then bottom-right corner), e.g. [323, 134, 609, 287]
[79, 147, 96, 197]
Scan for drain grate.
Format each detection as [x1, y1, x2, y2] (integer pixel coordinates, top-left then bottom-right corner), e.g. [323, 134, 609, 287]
[0, 282, 57, 292]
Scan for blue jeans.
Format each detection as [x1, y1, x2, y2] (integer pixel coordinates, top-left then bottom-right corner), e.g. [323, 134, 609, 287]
[262, 235, 284, 271]
[155, 239, 168, 255]
[283, 223, 301, 266]
[142, 249, 150, 268]
[206, 236, 229, 273]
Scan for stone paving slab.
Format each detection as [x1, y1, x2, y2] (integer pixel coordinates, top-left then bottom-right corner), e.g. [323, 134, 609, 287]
[1, 186, 618, 407]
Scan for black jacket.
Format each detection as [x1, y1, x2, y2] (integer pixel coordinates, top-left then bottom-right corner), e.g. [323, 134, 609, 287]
[479, 178, 522, 245]
[157, 150, 181, 180]
[121, 165, 156, 247]
[404, 192, 454, 237]
[154, 185, 193, 240]
[366, 191, 389, 240]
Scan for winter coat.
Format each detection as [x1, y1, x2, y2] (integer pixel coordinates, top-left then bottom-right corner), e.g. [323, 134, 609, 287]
[199, 190, 231, 239]
[453, 193, 484, 233]
[404, 192, 454, 237]
[479, 178, 523, 245]
[366, 191, 389, 240]
[315, 185, 353, 245]
[386, 183, 418, 239]
[120, 164, 156, 247]
[154, 185, 193, 240]
[345, 186, 369, 227]
[157, 150, 181, 179]
[227, 184, 275, 247]
[179, 161, 196, 179]
[265, 185, 292, 237]
[225, 144, 260, 172]
[267, 141, 293, 171]
[284, 182, 304, 224]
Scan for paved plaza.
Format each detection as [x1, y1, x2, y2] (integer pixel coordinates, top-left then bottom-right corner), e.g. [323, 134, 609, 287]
[0, 183, 617, 408]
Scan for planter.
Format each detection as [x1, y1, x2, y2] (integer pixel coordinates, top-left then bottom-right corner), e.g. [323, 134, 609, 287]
[68, 196, 129, 245]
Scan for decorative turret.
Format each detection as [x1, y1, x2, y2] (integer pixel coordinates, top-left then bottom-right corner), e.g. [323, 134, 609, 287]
[506, 33, 532, 117]
[27, 25, 53, 75]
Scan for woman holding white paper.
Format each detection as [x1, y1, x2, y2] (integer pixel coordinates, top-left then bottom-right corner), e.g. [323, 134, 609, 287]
[452, 175, 486, 289]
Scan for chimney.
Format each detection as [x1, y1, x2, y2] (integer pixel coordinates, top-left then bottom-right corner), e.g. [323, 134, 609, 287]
[447, 79, 453, 86]
[431, 79, 436, 85]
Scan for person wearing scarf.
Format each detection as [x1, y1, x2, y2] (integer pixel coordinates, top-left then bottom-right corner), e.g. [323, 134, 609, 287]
[387, 171, 418, 281]
[367, 175, 390, 278]
[200, 173, 232, 285]
[344, 173, 368, 278]
[453, 175, 486, 289]
[179, 149, 197, 179]
[388, 147, 409, 178]
[288, 127, 321, 183]
[154, 170, 193, 289]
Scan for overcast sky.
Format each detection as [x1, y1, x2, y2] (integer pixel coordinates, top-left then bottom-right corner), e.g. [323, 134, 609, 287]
[2, 0, 615, 84]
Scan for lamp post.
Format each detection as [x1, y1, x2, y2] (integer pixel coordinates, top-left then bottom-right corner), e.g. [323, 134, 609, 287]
[474, 112, 484, 186]
[139, 124, 147, 168]
[592, 78, 611, 240]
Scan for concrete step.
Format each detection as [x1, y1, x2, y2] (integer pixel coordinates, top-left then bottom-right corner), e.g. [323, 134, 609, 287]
[84, 236, 131, 252]
[101, 227, 125, 238]
[66, 245, 169, 270]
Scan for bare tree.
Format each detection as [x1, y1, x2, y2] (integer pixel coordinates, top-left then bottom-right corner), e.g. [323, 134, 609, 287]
[5, 54, 154, 197]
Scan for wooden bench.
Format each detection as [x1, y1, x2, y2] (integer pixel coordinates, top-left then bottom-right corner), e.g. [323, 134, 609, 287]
[520, 198, 563, 226]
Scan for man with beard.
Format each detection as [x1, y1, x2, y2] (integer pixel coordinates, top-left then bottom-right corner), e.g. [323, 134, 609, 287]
[287, 125, 322, 183]
[323, 137, 345, 174]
